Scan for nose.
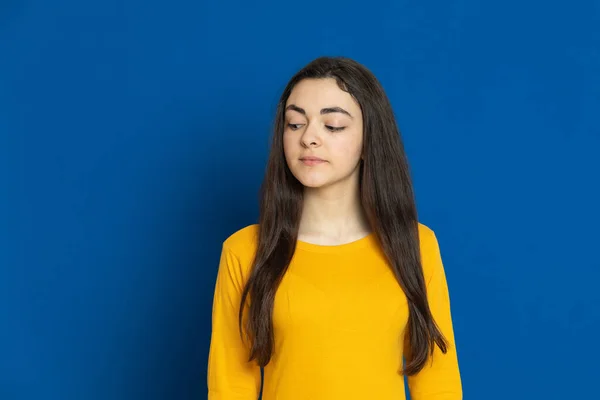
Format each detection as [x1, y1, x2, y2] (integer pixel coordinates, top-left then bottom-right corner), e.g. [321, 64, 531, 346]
[300, 122, 321, 148]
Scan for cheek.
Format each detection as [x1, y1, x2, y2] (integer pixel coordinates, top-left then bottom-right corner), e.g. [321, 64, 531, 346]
[282, 133, 297, 162]
[282, 132, 291, 147]
[332, 136, 363, 164]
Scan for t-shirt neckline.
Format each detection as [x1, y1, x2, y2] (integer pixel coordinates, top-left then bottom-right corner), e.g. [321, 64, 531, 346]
[295, 232, 376, 254]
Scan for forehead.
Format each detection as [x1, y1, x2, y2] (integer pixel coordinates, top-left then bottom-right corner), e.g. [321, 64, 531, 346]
[286, 78, 360, 114]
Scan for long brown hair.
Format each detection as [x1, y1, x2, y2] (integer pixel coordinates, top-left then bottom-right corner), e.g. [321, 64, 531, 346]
[239, 56, 447, 376]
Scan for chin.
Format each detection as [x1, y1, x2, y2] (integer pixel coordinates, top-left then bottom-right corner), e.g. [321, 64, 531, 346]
[300, 181, 329, 189]
[292, 171, 330, 188]
[296, 177, 329, 188]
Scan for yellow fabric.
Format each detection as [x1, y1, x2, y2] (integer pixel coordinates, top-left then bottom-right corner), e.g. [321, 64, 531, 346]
[207, 223, 462, 399]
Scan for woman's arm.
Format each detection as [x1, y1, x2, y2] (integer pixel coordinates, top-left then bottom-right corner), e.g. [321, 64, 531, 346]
[207, 244, 261, 399]
[405, 227, 463, 400]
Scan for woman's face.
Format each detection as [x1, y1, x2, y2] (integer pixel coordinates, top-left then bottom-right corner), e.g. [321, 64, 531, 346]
[283, 78, 364, 190]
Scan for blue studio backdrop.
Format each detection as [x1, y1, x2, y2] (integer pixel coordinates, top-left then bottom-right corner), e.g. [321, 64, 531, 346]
[1, 1, 598, 399]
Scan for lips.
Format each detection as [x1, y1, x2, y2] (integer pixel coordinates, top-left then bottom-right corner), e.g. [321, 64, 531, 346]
[300, 156, 327, 166]
[300, 157, 325, 162]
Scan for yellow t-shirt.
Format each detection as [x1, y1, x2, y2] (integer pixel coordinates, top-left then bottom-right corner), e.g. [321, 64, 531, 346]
[207, 223, 462, 399]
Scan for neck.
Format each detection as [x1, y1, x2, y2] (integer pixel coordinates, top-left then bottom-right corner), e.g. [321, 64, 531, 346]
[298, 181, 371, 244]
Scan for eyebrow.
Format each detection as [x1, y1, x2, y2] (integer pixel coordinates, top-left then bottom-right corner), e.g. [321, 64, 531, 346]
[285, 104, 353, 119]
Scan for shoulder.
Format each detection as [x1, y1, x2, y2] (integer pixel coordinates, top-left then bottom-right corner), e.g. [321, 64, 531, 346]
[417, 222, 437, 246]
[417, 222, 444, 281]
[222, 223, 260, 267]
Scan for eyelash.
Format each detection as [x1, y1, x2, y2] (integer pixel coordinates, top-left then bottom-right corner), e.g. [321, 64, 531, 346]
[287, 123, 345, 132]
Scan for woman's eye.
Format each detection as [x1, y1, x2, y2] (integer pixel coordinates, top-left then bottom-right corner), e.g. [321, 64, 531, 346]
[326, 125, 345, 132]
[288, 123, 303, 130]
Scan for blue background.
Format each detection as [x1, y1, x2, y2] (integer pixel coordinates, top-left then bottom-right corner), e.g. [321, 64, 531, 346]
[1, 0, 598, 399]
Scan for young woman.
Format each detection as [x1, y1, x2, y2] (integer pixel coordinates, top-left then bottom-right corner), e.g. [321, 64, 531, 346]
[207, 56, 462, 399]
